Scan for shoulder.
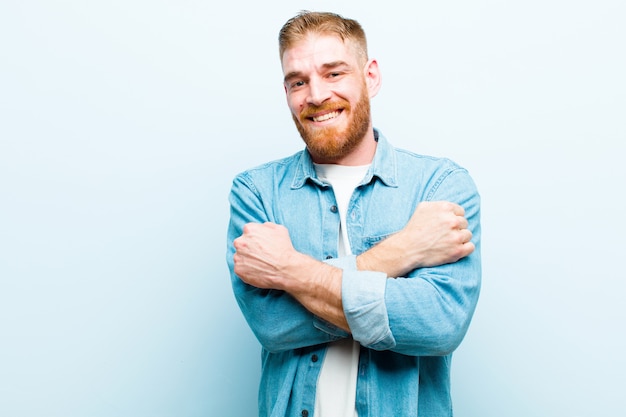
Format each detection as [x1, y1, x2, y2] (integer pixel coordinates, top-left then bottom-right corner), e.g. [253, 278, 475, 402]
[375, 130, 466, 177]
[394, 146, 463, 171]
[391, 146, 470, 192]
[381, 141, 478, 200]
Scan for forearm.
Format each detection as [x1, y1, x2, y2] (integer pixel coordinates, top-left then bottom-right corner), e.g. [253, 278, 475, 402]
[348, 176, 482, 354]
[356, 200, 475, 277]
[227, 177, 349, 351]
[229, 219, 351, 339]
[384, 252, 481, 356]
[278, 252, 350, 332]
[344, 249, 481, 356]
[356, 233, 415, 277]
[230, 277, 344, 352]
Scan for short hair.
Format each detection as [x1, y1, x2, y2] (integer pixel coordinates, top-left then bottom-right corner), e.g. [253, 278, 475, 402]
[278, 11, 368, 65]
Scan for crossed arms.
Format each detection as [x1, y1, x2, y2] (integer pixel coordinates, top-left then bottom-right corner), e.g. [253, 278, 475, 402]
[233, 201, 474, 333]
[227, 164, 481, 356]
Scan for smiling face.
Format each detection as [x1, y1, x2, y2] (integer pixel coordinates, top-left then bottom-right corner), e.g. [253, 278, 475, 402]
[281, 34, 381, 165]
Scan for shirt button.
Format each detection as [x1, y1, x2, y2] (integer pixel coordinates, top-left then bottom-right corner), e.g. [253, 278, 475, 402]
[330, 205, 338, 213]
[325, 255, 333, 260]
[302, 410, 309, 417]
[311, 354, 318, 362]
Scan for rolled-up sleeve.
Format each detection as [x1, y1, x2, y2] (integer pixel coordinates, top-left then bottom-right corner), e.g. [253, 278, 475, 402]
[326, 256, 396, 349]
[227, 174, 341, 353]
[328, 167, 481, 357]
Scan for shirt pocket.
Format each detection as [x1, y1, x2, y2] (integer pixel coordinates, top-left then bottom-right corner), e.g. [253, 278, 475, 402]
[362, 232, 394, 251]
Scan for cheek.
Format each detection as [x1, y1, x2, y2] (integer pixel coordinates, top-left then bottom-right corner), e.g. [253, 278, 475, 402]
[286, 95, 305, 115]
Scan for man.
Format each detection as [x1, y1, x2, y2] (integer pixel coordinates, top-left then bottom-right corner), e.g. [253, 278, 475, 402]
[226, 11, 481, 417]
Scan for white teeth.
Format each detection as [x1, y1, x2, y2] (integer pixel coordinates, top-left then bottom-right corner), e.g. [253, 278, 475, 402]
[312, 111, 340, 122]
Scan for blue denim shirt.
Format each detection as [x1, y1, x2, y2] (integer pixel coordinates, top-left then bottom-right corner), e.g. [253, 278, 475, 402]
[226, 130, 481, 417]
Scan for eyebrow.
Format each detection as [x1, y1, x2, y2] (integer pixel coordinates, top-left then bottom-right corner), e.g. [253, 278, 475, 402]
[283, 60, 352, 84]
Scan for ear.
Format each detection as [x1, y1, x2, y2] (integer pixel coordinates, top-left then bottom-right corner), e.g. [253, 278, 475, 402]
[364, 59, 382, 98]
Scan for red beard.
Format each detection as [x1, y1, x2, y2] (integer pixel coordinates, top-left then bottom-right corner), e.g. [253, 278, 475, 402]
[292, 88, 371, 163]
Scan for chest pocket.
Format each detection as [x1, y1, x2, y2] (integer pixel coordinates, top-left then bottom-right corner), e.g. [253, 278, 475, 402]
[361, 232, 394, 252]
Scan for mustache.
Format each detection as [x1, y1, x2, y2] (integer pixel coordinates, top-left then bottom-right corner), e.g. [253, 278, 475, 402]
[299, 100, 350, 119]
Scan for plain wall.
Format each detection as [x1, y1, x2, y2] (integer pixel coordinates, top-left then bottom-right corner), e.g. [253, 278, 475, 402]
[1, 1, 624, 416]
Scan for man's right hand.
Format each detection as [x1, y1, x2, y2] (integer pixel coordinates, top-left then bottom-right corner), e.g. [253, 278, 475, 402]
[356, 201, 474, 277]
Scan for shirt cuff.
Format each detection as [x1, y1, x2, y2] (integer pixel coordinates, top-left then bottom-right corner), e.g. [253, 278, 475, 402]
[341, 267, 397, 350]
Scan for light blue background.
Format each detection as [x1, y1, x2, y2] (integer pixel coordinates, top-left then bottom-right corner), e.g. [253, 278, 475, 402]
[1, 1, 624, 416]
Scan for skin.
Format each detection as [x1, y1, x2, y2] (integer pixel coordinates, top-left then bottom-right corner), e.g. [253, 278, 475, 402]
[282, 34, 380, 165]
[233, 33, 474, 332]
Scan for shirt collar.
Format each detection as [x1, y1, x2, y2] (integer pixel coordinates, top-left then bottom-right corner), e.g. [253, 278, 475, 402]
[291, 128, 398, 189]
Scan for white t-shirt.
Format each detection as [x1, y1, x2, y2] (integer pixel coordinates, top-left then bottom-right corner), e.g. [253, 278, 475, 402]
[314, 163, 370, 417]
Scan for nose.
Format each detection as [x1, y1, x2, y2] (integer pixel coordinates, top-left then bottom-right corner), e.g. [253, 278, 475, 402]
[306, 77, 331, 106]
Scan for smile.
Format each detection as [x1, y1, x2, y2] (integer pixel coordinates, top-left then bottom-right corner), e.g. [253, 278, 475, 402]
[310, 110, 342, 123]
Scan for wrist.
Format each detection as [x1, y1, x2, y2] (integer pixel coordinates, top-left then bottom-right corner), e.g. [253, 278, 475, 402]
[279, 252, 335, 292]
[275, 251, 310, 291]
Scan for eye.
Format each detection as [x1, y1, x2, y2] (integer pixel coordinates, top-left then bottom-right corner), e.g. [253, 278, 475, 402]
[326, 71, 345, 82]
[288, 80, 306, 91]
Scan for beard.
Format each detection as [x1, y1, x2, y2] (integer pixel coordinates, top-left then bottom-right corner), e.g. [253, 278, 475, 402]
[291, 87, 371, 163]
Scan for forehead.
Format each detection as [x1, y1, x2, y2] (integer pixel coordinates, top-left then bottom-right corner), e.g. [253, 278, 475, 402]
[281, 34, 359, 74]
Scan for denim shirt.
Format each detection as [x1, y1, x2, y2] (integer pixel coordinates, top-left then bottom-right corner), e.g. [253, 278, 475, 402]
[226, 130, 481, 417]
